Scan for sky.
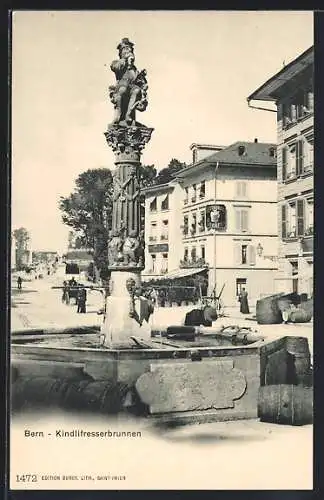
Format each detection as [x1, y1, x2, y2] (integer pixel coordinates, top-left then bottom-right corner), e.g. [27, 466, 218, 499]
[11, 10, 313, 252]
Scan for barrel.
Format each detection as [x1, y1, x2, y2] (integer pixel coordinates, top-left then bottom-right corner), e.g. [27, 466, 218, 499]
[286, 337, 312, 386]
[166, 325, 197, 341]
[11, 377, 131, 414]
[12, 377, 70, 411]
[289, 309, 312, 323]
[258, 385, 313, 425]
[62, 380, 131, 413]
[256, 295, 283, 324]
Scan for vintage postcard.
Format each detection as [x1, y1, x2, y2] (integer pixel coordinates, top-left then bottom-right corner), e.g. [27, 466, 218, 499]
[10, 10, 314, 490]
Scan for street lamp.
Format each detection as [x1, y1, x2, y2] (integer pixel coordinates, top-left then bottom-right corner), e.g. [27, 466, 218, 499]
[257, 243, 264, 257]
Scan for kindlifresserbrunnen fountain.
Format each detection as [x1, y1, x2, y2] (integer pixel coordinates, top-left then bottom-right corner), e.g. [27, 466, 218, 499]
[11, 38, 312, 425]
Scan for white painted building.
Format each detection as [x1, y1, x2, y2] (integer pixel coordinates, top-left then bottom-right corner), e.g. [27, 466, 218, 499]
[142, 141, 279, 307]
[142, 181, 182, 279]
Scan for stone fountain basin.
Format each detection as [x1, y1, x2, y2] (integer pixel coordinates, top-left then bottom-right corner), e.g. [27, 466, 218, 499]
[10, 331, 307, 423]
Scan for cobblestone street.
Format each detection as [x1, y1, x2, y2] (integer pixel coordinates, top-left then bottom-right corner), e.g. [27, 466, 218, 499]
[10, 273, 313, 489]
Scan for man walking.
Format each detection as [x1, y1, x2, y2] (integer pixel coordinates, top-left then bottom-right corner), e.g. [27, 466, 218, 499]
[17, 276, 22, 290]
[77, 286, 87, 313]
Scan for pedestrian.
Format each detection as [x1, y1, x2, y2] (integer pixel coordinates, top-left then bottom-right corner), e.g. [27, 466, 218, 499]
[238, 288, 250, 314]
[184, 305, 218, 327]
[17, 276, 22, 290]
[77, 286, 87, 313]
[62, 281, 69, 304]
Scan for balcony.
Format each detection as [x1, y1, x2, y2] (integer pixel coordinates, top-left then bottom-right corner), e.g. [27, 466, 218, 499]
[149, 236, 157, 242]
[179, 258, 209, 269]
[161, 234, 169, 241]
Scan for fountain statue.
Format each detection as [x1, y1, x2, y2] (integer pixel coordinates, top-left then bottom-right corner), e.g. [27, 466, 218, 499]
[101, 38, 154, 348]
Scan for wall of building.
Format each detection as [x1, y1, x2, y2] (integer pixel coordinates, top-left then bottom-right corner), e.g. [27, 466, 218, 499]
[275, 72, 313, 297]
[144, 183, 182, 277]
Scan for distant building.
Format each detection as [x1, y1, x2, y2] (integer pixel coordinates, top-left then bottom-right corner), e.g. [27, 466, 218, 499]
[143, 141, 278, 306]
[248, 46, 313, 297]
[63, 248, 93, 275]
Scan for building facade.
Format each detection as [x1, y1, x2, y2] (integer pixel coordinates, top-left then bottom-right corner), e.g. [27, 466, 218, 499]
[248, 47, 313, 297]
[142, 181, 182, 279]
[143, 141, 278, 307]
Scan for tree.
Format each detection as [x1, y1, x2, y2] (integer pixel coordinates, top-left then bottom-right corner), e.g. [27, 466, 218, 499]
[59, 165, 156, 281]
[154, 158, 187, 185]
[139, 164, 157, 188]
[59, 169, 113, 280]
[13, 227, 30, 270]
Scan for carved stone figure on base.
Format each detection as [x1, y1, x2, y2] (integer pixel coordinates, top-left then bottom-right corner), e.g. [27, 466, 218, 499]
[123, 229, 140, 266]
[108, 230, 123, 267]
[108, 38, 148, 126]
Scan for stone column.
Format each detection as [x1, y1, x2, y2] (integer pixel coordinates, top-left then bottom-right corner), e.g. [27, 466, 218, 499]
[100, 37, 154, 348]
[101, 126, 153, 348]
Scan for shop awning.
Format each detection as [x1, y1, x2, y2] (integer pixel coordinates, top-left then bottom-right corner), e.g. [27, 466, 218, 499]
[163, 267, 207, 279]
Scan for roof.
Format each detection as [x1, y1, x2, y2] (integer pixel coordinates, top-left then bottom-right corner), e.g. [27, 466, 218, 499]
[176, 141, 276, 178]
[142, 181, 175, 196]
[247, 46, 314, 102]
[65, 250, 93, 261]
[190, 143, 225, 151]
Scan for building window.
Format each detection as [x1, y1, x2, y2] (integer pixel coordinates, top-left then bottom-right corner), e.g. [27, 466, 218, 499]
[269, 147, 276, 158]
[241, 245, 247, 264]
[283, 139, 312, 181]
[184, 187, 188, 205]
[191, 247, 197, 262]
[150, 197, 157, 212]
[183, 247, 188, 262]
[282, 198, 313, 240]
[236, 278, 247, 296]
[235, 208, 249, 232]
[201, 245, 205, 260]
[190, 213, 197, 235]
[183, 215, 189, 236]
[238, 145, 246, 156]
[283, 89, 314, 128]
[295, 140, 305, 177]
[161, 253, 168, 274]
[236, 181, 247, 198]
[149, 222, 157, 242]
[234, 244, 256, 266]
[161, 220, 169, 241]
[305, 198, 314, 236]
[151, 254, 156, 273]
[191, 184, 197, 203]
[161, 194, 169, 211]
[199, 181, 206, 199]
[198, 209, 205, 232]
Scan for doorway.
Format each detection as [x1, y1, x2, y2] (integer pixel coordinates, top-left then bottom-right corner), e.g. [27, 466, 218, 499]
[236, 278, 247, 296]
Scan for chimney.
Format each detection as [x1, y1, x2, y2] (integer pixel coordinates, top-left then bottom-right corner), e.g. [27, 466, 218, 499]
[254, 138, 258, 143]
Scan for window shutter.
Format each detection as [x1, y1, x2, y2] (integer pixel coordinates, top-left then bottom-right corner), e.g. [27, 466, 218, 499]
[241, 182, 247, 197]
[282, 147, 287, 181]
[296, 141, 304, 176]
[233, 243, 241, 265]
[248, 245, 256, 265]
[291, 104, 297, 121]
[297, 199, 305, 237]
[235, 210, 241, 231]
[241, 210, 249, 231]
[236, 182, 241, 197]
[281, 205, 287, 239]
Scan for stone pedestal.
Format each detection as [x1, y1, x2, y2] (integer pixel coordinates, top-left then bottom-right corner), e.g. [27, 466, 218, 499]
[100, 271, 151, 348]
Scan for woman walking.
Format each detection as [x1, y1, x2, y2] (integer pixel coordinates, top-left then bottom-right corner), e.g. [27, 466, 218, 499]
[239, 288, 250, 314]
